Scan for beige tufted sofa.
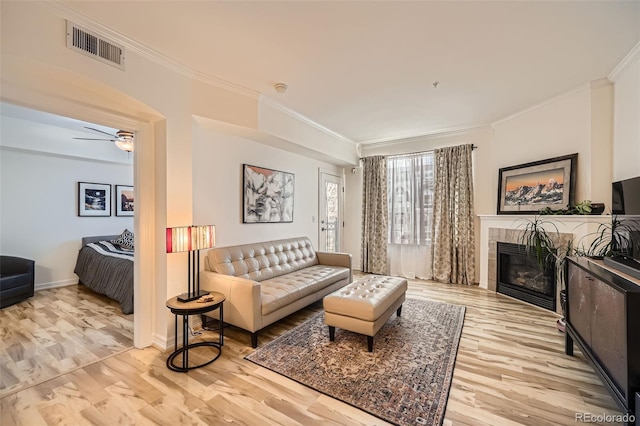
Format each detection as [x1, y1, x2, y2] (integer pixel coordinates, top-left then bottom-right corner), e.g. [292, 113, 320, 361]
[200, 236, 352, 347]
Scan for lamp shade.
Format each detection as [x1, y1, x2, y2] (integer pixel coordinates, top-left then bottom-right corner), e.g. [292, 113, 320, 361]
[166, 226, 191, 253]
[166, 225, 216, 253]
[191, 225, 216, 250]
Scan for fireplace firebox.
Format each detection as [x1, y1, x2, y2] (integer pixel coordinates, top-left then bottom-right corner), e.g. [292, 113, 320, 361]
[497, 242, 556, 311]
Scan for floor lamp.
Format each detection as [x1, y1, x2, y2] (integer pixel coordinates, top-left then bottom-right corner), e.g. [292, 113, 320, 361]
[166, 225, 216, 302]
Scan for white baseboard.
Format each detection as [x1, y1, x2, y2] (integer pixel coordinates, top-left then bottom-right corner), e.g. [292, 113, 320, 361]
[35, 279, 77, 291]
[152, 333, 170, 351]
[154, 317, 200, 352]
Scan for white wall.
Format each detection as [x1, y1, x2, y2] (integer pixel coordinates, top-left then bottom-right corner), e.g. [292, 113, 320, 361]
[611, 48, 640, 181]
[192, 118, 342, 250]
[0, 149, 133, 288]
[492, 83, 613, 210]
[589, 81, 614, 204]
[258, 97, 359, 166]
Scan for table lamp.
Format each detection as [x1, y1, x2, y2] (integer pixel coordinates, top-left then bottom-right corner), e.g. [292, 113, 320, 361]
[166, 224, 216, 302]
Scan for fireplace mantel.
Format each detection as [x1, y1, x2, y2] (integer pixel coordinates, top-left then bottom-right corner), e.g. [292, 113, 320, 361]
[478, 215, 611, 290]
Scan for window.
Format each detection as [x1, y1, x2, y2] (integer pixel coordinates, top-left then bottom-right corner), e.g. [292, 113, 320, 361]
[387, 152, 434, 245]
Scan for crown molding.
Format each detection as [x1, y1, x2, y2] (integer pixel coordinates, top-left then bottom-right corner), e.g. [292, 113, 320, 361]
[589, 78, 613, 89]
[43, 2, 259, 99]
[491, 83, 590, 127]
[608, 40, 640, 83]
[259, 95, 356, 145]
[359, 124, 491, 149]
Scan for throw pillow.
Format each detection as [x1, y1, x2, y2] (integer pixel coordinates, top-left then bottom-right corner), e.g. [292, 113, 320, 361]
[111, 229, 134, 250]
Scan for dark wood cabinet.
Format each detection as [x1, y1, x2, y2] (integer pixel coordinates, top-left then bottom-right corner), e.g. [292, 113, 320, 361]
[566, 257, 640, 422]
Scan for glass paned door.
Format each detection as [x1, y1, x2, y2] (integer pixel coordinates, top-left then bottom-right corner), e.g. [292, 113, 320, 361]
[319, 172, 343, 252]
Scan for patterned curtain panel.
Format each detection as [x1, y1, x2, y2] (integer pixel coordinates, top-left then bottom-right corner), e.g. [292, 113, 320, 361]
[361, 155, 389, 274]
[431, 144, 476, 285]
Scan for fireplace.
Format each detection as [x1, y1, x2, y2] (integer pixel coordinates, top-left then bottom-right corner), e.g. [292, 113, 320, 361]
[497, 242, 556, 311]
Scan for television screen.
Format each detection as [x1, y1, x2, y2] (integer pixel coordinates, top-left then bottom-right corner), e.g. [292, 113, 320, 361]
[612, 176, 640, 215]
[603, 220, 640, 280]
[607, 176, 640, 279]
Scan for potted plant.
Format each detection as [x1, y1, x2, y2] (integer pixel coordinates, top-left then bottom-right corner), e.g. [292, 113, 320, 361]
[515, 217, 573, 332]
[538, 200, 605, 216]
[573, 215, 638, 259]
[516, 210, 640, 332]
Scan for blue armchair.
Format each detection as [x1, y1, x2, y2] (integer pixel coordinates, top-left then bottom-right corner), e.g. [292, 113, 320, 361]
[0, 256, 35, 308]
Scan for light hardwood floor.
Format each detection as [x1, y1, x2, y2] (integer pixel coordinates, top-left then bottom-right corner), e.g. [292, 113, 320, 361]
[1, 277, 624, 425]
[0, 285, 134, 398]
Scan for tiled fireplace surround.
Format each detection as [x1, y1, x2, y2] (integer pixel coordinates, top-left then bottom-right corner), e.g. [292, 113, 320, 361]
[478, 215, 611, 314]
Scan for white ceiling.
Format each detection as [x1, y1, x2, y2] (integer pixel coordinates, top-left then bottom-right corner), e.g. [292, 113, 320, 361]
[60, 1, 639, 144]
[0, 102, 133, 163]
[0, 102, 118, 137]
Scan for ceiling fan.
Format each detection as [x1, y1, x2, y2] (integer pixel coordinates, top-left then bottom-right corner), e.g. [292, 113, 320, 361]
[74, 127, 134, 152]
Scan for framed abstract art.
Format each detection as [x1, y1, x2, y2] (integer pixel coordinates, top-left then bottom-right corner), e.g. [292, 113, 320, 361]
[243, 164, 294, 223]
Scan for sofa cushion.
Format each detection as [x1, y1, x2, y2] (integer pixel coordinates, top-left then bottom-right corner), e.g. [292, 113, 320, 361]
[206, 237, 318, 281]
[261, 265, 349, 315]
[0, 273, 33, 291]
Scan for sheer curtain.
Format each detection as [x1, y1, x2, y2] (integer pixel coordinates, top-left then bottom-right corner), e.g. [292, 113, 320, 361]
[431, 144, 475, 285]
[387, 152, 434, 279]
[361, 156, 388, 274]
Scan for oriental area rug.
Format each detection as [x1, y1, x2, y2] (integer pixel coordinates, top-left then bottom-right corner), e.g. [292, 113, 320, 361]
[245, 298, 465, 426]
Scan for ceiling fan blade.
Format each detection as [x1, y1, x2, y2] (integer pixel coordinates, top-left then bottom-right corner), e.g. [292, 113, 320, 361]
[84, 126, 118, 138]
[73, 137, 116, 141]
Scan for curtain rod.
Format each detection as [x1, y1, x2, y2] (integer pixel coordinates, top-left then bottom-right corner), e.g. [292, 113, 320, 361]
[360, 144, 478, 161]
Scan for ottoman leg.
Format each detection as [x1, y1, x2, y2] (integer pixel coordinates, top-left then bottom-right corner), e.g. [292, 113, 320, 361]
[397, 304, 403, 317]
[329, 326, 335, 341]
[367, 336, 373, 352]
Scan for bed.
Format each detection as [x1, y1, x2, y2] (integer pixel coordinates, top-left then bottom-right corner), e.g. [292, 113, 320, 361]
[73, 234, 134, 314]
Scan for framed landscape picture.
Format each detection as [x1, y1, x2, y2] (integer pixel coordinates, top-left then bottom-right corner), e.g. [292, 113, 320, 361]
[115, 185, 134, 216]
[78, 182, 111, 217]
[497, 153, 577, 214]
[243, 164, 294, 223]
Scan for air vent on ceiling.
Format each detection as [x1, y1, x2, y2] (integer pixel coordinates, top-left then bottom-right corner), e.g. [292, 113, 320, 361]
[66, 21, 125, 70]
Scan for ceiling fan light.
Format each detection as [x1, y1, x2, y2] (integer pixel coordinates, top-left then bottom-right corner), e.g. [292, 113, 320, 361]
[115, 139, 134, 152]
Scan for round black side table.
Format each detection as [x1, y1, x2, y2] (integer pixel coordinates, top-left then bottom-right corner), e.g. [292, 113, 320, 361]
[166, 292, 225, 372]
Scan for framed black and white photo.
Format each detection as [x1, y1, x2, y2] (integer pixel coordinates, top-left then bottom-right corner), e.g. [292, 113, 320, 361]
[243, 164, 294, 223]
[78, 182, 111, 217]
[115, 185, 134, 216]
[497, 153, 577, 214]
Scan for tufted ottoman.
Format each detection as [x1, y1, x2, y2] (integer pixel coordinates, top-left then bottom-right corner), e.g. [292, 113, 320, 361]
[323, 275, 407, 352]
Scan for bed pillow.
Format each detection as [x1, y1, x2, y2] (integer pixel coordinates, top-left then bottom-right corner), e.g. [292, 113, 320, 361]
[111, 229, 134, 250]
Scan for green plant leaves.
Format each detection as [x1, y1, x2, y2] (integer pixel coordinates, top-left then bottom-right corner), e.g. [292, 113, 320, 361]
[538, 200, 592, 215]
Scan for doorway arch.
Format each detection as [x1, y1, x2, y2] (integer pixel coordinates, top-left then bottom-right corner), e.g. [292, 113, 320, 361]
[1, 62, 165, 348]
